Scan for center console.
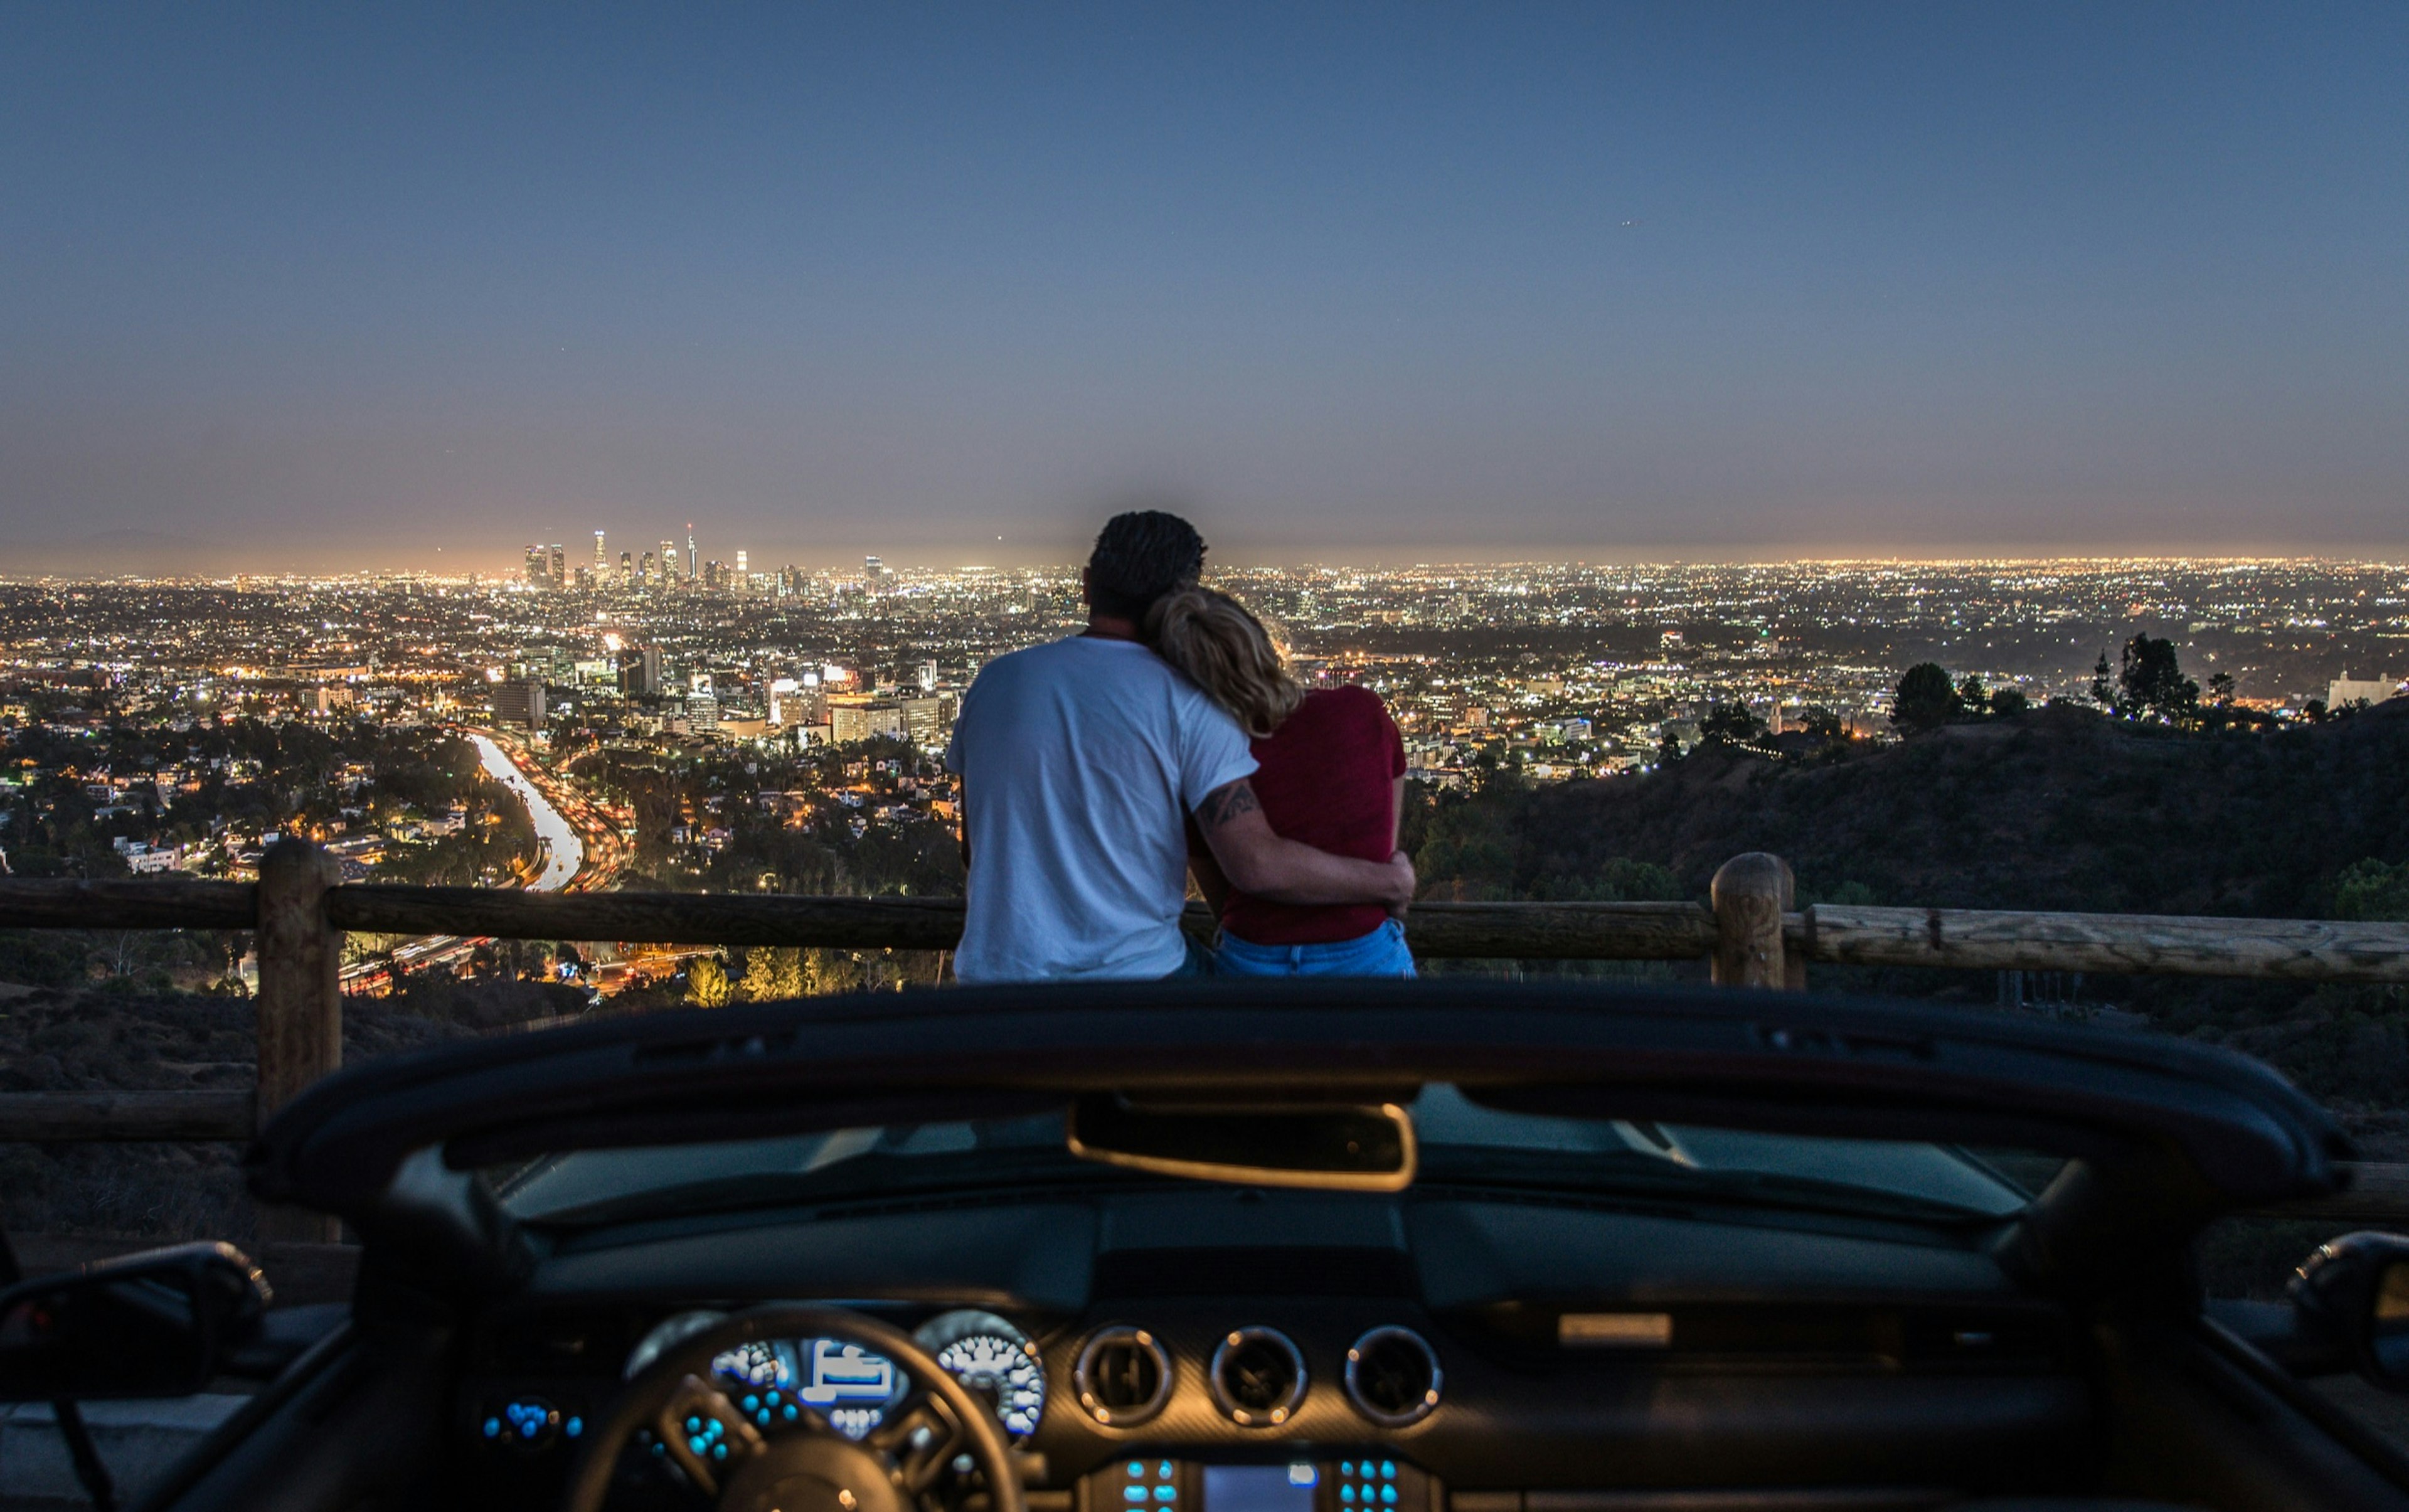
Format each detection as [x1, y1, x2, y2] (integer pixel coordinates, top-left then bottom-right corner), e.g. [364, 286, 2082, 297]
[1077, 1457, 1438, 1512]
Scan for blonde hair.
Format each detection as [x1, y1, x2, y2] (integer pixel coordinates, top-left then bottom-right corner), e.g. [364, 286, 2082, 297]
[1147, 586, 1304, 738]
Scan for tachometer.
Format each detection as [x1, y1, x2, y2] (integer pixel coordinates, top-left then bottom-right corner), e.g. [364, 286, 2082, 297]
[915, 1309, 1047, 1438]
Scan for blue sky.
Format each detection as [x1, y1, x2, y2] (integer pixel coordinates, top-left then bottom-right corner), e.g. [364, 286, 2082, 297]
[4, 3, 2405, 570]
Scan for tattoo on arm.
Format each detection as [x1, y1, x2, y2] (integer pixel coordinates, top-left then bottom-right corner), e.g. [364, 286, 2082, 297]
[1197, 780, 1260, 831]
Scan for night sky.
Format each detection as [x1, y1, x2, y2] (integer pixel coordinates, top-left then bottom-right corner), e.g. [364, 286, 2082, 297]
[4, 4, 2405, 572]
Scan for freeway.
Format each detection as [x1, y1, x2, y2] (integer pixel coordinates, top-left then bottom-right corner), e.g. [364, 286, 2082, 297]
[343, 730, 630, 989]
[470, 732, 582, 890]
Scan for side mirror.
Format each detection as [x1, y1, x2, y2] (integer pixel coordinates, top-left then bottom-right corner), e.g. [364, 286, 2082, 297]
[1066, 1092, 1417, 1191]
[2289, 1231, 2409, 1392]
[0, 1242, 270, 1402]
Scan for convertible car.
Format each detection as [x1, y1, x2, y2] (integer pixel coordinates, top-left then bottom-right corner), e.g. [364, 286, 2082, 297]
[9, 979, 2409, 1512]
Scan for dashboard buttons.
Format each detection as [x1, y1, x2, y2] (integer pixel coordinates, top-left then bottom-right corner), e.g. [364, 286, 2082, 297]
[1335, 1458, 1404, 1507]
[483, 1397, 565, 1449]
[1075, 1326, 1174, 1427]
[1119, 1457, 1182, 1509]
[1343, 1326, 1442, 1427]
[1208, 1326, 1307, 1427]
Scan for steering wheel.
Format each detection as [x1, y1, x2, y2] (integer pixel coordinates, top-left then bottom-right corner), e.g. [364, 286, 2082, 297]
[562, 1306, 1028, 1512]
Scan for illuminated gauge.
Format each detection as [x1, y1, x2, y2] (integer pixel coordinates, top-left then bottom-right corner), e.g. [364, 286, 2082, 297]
[711, 1339, 795, 1391]
[915, 1309, 1048, 1439]
[792, 1338, 908, 1441]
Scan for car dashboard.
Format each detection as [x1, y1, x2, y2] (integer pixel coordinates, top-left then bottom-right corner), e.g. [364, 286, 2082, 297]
[450, 1185, 2090, 1511]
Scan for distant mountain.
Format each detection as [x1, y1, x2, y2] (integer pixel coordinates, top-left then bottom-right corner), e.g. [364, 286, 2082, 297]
[1417, 699, 2409, 920]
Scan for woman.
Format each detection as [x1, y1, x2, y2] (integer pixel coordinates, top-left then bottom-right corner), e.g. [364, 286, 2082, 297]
[1147, 586, 1415, 977]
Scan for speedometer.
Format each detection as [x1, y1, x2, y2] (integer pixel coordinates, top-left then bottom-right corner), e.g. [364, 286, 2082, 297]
[915, 1309, 1048, 1438]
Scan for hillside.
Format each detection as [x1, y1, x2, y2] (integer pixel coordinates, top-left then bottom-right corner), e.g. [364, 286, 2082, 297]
[1415, 698, 2409, 919]
[1410, 698, 2409, 1233]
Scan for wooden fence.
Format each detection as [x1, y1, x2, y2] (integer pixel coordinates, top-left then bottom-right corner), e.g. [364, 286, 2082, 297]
[3, 842, 2405, 1238]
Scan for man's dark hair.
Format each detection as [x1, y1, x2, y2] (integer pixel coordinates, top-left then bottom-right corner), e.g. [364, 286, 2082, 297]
[1085, 510, 1206, 622]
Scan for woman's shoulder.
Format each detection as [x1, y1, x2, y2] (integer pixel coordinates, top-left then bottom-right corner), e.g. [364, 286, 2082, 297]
[1267, 684, 1392, 747]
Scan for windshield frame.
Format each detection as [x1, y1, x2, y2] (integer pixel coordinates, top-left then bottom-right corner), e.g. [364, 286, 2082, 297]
[489, 1087, 2037, 1230]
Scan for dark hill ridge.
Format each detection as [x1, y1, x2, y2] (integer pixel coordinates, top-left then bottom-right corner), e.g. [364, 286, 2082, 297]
[1502, 699, 2409, 917]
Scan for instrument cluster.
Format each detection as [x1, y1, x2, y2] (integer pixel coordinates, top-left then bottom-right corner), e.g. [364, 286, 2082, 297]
[466, 1304, 1449, 1510]
[622, 1305, 1048, 1442]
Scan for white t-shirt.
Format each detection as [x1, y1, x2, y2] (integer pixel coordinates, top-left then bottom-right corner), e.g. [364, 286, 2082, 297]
[945, 636, 1257, 982]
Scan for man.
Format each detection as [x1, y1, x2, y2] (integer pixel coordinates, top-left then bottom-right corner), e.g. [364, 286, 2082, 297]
[947, 511, 1414, 982]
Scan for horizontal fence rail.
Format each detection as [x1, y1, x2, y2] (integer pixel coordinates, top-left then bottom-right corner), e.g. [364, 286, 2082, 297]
[0, 881, 1727, 961]
[0, 876, 258, 932]
[1799, 904, 2409, 984]
[329, 883, 973, 950]
[0, 1090, 257, 1143]
[0, 842, 2405, 1232]
[11, 882, 2408, 979]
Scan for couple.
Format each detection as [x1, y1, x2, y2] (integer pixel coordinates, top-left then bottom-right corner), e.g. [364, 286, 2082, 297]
[945, 510, 1415, 982]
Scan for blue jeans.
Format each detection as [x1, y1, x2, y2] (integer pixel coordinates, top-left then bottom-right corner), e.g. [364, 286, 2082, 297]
[1213, 919, 1417, 978]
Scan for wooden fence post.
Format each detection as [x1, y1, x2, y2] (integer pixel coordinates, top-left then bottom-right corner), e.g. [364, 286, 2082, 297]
[1711, 852, 1796, 990]
[255, 836, 343, 1243]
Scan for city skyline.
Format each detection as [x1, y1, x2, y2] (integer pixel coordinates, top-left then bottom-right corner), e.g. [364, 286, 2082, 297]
[23, 523, 2409, 582]
[7, 4, 2408, 572]
[8, 545, 2409, 587]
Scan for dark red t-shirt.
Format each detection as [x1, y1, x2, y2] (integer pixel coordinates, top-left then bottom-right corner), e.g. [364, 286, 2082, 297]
[1220, 685, 1407, 945]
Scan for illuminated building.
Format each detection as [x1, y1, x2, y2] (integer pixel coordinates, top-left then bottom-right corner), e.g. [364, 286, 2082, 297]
[901, 694, 952, 749]
[493, 679, 545, 728]
[827, 695, 904, 745]
[2329, 673, 2401, 708]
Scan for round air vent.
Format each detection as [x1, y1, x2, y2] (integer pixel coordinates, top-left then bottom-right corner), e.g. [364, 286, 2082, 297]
[1209, 1326, 1307, 1427]
[1073, 1326, 1173, 1427]
[1344, 1326, 1442, 1427]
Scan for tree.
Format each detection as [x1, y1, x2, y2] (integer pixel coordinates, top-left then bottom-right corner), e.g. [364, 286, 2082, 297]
[2091, 652, 2115, 710]
[738, 948, 779, 1002]
[2334, 859, 2409, 923]
[686, 956, 733, 1008]
[740, 945, 806, 1001]
[772, 948, 807, 998]
[1698, 702, 1767, 747]
[805, 948, 867, 995]
[1989, 688, 2029, 717]
[1957, 675, 1987, 713]
[2117, 634, 2199, 723]
[2206, 671, 2235, 708]
[1892, 663, 1961, 732]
